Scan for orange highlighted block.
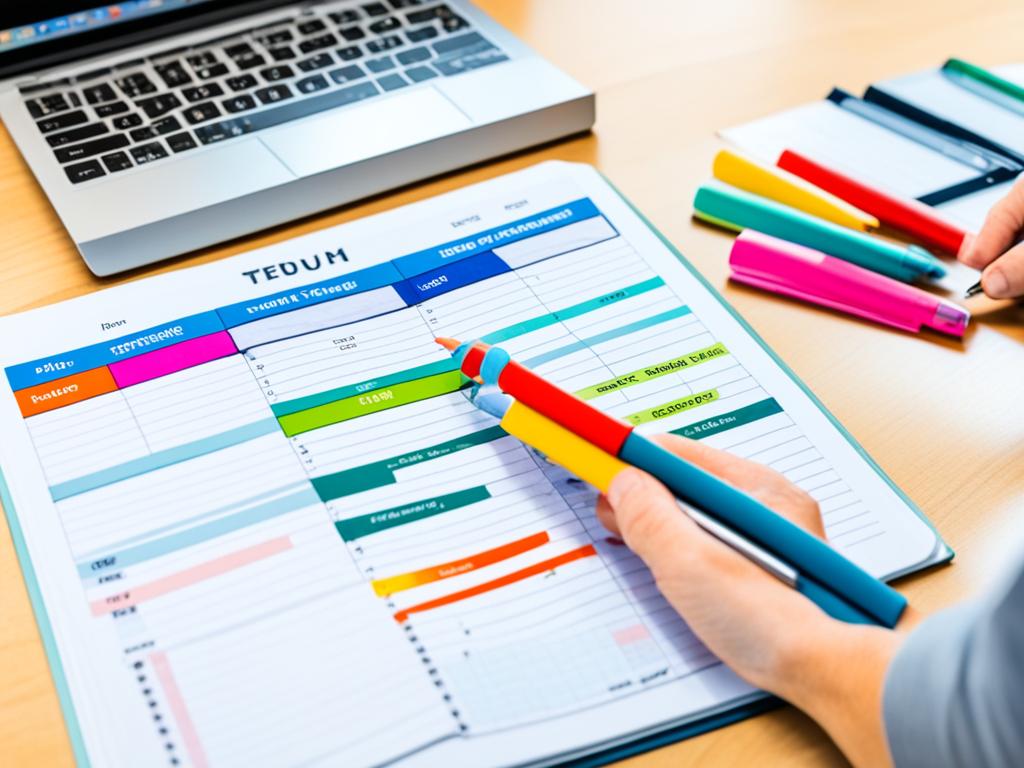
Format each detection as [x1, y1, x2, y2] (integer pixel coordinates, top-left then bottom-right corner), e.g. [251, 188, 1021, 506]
[372, 531, 550, 597]
[14, 366, 118, 418]
[393, 543, 597, 623]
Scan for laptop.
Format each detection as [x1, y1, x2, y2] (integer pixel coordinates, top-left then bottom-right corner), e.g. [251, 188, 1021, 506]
[0, 2, 594, 276]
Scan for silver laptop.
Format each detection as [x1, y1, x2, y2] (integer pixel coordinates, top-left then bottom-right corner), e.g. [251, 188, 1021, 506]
[0, 1, 594, 276]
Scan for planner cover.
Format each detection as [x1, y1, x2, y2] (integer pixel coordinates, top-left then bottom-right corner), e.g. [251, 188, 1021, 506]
[0, 161, 948, 767]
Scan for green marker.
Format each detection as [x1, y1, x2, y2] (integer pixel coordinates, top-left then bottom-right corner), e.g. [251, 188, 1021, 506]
[693, 180, 946, 283]
[944, 58, 1024, 105]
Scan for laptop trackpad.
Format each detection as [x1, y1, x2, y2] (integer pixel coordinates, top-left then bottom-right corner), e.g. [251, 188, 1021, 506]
[259, 86, 473, 178]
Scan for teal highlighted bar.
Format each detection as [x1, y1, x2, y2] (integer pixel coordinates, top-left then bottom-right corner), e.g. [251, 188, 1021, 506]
[671, 398, 784, 440]
[50, 418, 282, 501]
[524, 305, 693, 368]
[76, 487, 320, 577]
[335, 485, 490, 540]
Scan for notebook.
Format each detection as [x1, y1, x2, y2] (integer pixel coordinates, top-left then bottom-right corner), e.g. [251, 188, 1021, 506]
[0, 161, 949, 767]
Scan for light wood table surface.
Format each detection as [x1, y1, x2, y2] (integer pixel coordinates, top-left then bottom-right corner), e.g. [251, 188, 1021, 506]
[3, 2, 1024, 765]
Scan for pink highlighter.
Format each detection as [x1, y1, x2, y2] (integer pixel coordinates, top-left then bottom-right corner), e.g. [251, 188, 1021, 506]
[729, 230, 969, 338]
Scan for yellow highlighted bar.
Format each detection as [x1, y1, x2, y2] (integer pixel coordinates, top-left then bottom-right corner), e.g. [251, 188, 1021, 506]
[371, 531, 550, 596]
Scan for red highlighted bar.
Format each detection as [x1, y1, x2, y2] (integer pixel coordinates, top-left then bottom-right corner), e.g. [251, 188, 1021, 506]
[108, 331, 238, 388]
[777, 149, 969, 255]
[393, 543, 597, 623]
[14, 366, 118, 418]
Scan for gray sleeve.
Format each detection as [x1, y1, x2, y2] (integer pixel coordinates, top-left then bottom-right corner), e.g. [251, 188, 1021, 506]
[883, 563, 1024, 768]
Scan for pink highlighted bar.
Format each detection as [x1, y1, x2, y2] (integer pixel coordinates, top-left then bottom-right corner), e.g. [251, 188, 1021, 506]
[150, 650, 210, 768]
[109, 331, 238, 388]
[613, 624, 651, 647]
[91, 536, 292, 616]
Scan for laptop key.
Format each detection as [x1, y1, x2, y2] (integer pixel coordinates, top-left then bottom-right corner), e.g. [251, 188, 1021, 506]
[297, 19, 327, 35]
[337, 45, 363, 61]
[297, 53, 334, 72]
[151, 116, 182, 135]
[296, 74, 330, 94]
[234, 52, 266, 70]
[405, 65, 437, 82]
[187, 51, 219, 68]
[260, 65, 295, 82]
[37, 110, 88, 133]
[112, 113, 143, 130]
[184, 101, 221, 124]
[196, 63, 230, 79]
[258, 29, 293, 45]
[441, 14, 469, 32]
[407, 5, 447, 23]
[83, 83, 118, 104]
[64, 159, 105, 184]
[396, 46, 431, 65]
[369, 17, 401, 34]
[136, 93, 182, 119]
[362, 3, 390, 16]
[154, 61, 192, 88]
[41, 93, 72, 112]
[223, 94, 257, 113]
[101, 151, 133, 172]
[377, 73, 408, 91]
[116, 73, 157, 98]
[55, 134, 130, 163]
[224, 42, 255, 58]
[389, 0, 422, 7]
[130, 126, 157, 142]
[366, 56, 395, 73]
[226, 74, 258, 92]
[328, 65, 366, 84]
[339, 27, 366, 42]
[406, 26, 438, 42]
[46, 122, 109, 147]
[182, 83, 224, 102]
[194, 122, 237, 144]
[366, 35, 402, 53]
[255, 84, 294, 104]
[329, 10, 361, 24]
[130, 142, 169, 165]
[167, 132, 198, 152]
[95, 101, 129, 117]
[268, 46, 296, 62]
[298, 34, 337, 54]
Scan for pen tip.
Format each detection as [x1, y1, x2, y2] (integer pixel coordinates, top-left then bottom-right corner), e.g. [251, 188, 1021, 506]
[435, 337, 462, 351]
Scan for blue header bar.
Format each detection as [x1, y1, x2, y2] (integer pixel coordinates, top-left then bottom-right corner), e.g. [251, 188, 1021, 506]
[392, 198, 600, 278]
[5, 312, 225, 391]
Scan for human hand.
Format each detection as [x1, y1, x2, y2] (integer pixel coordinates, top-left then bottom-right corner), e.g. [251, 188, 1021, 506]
[960, 177, 1024, 298]
[596, 434, 916, 768]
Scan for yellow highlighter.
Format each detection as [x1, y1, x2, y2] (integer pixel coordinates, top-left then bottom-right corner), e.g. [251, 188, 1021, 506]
[712, 148, 879, 232]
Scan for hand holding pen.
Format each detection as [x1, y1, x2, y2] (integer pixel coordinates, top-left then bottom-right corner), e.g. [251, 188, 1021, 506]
[961, 176, 1024, 298]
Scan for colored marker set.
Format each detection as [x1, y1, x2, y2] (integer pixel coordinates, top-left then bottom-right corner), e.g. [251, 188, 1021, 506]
[694, 148, 971, 338]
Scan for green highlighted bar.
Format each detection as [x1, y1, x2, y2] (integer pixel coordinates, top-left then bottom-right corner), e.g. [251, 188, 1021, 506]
[279, 369, 464, 436]
[272, 358, 459, 418]
[312, 425, 507, 501]
[575, 343, 729, 400]
[335, 486, 490, 540]
[481, 276, 665, 345]
[671, 398, 784, 440]
[625, 388, 719, 426]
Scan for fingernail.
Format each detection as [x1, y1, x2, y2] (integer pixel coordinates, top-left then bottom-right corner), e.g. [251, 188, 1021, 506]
[608, 468, 644, 507]
[984, 268, 1009, 298]
[957, 233, 975, 263]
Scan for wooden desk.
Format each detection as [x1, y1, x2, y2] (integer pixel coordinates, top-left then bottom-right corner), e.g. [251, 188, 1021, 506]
[2, 1, 1024, 765]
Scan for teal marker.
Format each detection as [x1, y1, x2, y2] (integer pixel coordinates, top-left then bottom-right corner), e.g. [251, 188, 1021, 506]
[693, 180, 946, 283]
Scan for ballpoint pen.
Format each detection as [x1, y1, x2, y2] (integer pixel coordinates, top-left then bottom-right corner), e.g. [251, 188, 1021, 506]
[965, 281, 984, 298]
[436, 337, 908, 628]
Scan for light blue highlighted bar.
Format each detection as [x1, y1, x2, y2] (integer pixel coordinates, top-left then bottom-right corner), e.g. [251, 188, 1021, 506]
[524, 305, 693, 368]
[77, 486, 320, 578]
[50, 418, 282, 501]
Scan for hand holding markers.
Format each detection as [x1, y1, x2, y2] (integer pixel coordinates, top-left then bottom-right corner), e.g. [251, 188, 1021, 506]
[959, 175, 1024, 298]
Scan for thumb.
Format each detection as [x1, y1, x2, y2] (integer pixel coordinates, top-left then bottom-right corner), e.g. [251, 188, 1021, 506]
[606, 467, 704, 571]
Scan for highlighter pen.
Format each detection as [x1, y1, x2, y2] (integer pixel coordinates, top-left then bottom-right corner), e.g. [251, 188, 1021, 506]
[943, 58, 1024, 106]
[437, 338, 908, 628]
[730, 230, 970, 337]
[693, 180, 946, 283]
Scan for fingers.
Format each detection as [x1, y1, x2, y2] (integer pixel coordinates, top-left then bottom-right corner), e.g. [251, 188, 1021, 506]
[981, 241, 1024, 298]
[960, 177, 1024, 270]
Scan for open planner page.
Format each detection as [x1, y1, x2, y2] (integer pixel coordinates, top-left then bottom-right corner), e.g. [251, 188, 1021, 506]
[0, 161, 945, 768]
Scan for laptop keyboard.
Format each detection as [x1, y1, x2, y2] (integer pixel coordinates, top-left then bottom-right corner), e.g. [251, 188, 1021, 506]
[19, 1, 509, 185]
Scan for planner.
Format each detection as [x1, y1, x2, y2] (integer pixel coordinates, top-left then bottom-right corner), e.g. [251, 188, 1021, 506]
[0, 161, 949, 768]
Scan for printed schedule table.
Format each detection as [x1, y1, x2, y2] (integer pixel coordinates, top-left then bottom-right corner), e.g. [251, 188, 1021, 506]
[0, 163, 944, 768]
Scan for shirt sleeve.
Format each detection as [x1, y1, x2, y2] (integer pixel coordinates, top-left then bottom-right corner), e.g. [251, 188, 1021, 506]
[883, 563, 1024, 768]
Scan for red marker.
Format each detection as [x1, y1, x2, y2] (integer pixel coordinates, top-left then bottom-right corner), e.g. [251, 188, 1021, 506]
[777, 149, 970, 255]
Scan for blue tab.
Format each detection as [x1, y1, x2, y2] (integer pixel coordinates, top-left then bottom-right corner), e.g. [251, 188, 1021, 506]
[4, 311, 225, 391]
[394, 251, 509, 304]
[392, 198, 601, 278]
[217, 261, 404, 328]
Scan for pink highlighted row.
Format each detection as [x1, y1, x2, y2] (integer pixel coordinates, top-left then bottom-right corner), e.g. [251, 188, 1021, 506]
[108, 331, 238, 389]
